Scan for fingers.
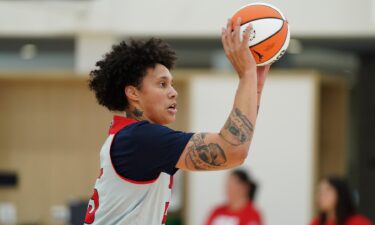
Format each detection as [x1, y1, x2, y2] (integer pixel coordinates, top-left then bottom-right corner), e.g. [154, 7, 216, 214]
[257, 64, 270, 93]
[222, 19, 237, 57]
[221, 28, 230, 56]
[242, 23, 253, 47]
[257, 64, 271, 75]
[223, 18, 251, 48]
[257, 65, 265, 73]
[233, 17, 242, 45]
[264, 64, 271, 71]
[221, 17, 258, 77]
[263, 64, 271, 74]
[226, 19, 235, 48]
[221, 19, 233, 56]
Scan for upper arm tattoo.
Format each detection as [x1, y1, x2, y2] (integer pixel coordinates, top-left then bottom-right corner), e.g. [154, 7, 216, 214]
[219, 107, 254, 146]
[185, 133, 227, 170]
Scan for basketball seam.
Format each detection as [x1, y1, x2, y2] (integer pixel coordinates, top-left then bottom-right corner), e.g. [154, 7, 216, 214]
[241, 17, 286, 47]
[258, 25, 289, 64]
[241, 17, 285, 24]
[267, 27, 289, 64]
[249, 21, 287, 49]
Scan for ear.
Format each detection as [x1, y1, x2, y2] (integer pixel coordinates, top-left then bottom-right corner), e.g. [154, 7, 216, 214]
[125, 85, 140, 102]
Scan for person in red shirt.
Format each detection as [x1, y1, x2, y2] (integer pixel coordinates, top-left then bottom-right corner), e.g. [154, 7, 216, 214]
[205, 170, 262, 225]
[310, 176, 373, 225]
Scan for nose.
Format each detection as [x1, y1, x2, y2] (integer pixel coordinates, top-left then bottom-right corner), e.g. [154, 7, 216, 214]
[169, 86, 178, 99]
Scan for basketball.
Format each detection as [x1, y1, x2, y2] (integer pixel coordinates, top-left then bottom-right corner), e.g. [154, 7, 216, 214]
[231, 3, 290, 66]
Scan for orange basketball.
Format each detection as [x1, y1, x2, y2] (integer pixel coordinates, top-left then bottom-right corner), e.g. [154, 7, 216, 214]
[231, 3, 290, 66]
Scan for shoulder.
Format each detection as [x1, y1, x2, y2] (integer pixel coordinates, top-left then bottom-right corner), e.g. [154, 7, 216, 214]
[114, 120, 149, 137]
[347, 214, 373, 225]
[125, 121, 193, 149]
[243, 202, 262, 223]
[245, 202, 261, 215]
[115, 120, 174, 141]
[126, 121, 179, 138]
[119, 120, 169, 133]
[133, 120, 172, 131]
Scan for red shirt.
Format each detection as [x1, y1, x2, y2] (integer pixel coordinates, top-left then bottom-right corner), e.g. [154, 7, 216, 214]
[310, 214, 373, 225]
[205, 202, 262, 225]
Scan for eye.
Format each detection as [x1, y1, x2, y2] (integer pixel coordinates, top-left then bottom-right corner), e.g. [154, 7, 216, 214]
[159, 82, 167, 88]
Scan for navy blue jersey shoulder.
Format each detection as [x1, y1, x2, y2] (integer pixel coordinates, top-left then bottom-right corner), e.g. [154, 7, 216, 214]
[110, 121, 194, 182]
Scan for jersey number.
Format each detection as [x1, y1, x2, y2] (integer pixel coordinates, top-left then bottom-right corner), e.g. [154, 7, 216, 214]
[84, 169, 102, 224]
[161, 176, 173, 224]
[84, 188, 99, 224]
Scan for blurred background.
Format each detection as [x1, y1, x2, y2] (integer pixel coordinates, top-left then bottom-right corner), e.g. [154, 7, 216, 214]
[0, 0, 374, 225]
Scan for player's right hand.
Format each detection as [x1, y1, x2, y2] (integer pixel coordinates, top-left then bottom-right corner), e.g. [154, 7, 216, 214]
[221, 17, 257, 80]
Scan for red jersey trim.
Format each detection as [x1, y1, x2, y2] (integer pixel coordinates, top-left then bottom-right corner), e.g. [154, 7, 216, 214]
[108, 115, 138, 135]
[108, 115, 160, 185]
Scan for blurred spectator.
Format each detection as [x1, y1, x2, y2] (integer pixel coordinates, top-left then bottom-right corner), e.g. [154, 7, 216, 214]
[205, 170, 262, 225]
[310, 176, 373, 225]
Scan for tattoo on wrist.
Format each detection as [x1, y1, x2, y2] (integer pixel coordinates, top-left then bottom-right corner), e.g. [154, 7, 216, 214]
[219, 107, 254, 146]
[185, 133, 227, 170]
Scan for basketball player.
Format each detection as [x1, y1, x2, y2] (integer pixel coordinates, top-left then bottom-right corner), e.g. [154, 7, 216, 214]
[84, 18, 270, 225]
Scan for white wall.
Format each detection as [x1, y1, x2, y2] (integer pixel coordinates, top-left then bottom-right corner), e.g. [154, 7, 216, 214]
[75, 34, 117, 74]
[0, 0, 373, 37]
[186, 71, 318, 225]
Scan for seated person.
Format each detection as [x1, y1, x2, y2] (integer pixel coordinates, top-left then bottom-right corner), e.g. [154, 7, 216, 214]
[310, 176, 373, 225]
[205, 170, 262, 225]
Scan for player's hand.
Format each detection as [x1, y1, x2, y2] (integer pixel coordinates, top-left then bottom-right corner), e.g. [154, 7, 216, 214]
[257, 64, 271, 94]
[221, 17, 257, 80]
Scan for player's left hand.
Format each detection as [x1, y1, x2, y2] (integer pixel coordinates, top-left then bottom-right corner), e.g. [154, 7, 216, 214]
[256, 64, 271, 94]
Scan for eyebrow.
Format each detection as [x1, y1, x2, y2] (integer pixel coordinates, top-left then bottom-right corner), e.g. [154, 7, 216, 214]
[158, 76, 173, 82]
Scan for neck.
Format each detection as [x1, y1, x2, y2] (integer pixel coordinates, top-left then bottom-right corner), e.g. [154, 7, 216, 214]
[125, 106, 146, 122]
[326, 210, 336, 221]
[228, 198, 248, 211]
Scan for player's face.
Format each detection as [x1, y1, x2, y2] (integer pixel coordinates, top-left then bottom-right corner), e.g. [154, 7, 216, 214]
[317, 180, 337, 212]
[138, 64, 178, 125]
[226, 174, 249, 203]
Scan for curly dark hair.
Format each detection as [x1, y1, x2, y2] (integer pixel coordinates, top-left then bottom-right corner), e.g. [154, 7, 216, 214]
[231, 169, 258, 201]
[319, 176, 357, 225]
[88, 38, 177, 111]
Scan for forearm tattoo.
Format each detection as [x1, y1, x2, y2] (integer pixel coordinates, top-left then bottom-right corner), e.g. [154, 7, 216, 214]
[219, 108, 254, 146]
[185, 133, 227, 170]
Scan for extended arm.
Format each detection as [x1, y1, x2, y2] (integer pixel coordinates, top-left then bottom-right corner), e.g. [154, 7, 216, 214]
[177, 18, 270, 171]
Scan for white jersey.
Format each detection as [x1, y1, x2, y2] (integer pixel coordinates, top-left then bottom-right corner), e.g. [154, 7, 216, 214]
[84, 117, 174, 225]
